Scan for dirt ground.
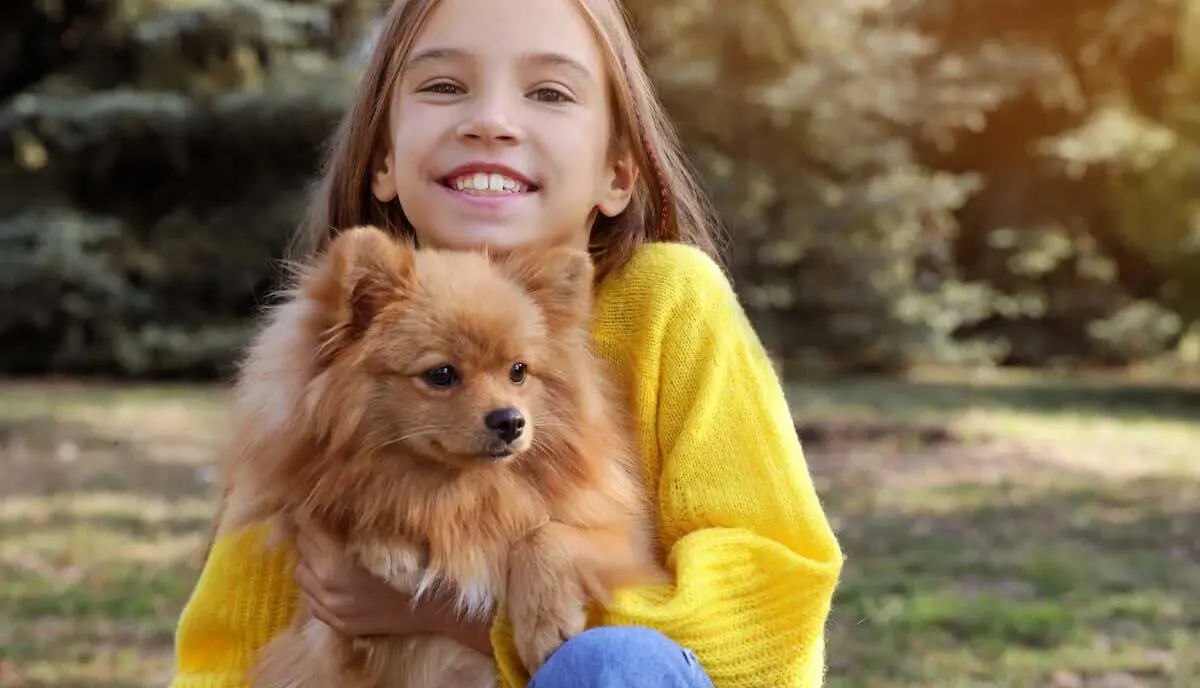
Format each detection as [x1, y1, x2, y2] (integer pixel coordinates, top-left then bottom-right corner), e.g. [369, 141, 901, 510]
[0, 374, 1197, 687]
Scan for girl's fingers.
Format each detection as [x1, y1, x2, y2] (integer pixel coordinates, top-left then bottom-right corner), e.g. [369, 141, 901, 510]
[296, 560, 353, 632]
[294, 529, 345, 592]
[294, 517, 341, 559]
[293, 559, 321, 600]
[295, 559, 339, 607]
[304, 592, 349, 634]
[293, 525, 324, 562]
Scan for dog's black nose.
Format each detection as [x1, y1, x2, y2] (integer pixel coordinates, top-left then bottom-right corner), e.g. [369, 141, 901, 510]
[484, 408, 525, 443]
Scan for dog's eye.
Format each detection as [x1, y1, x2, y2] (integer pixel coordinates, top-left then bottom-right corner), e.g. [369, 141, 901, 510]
[422, 365, 459, 388]
[509, 362, 527, 385]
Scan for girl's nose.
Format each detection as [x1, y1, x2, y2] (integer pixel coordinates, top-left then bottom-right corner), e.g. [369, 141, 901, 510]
[455, 93, 523, 144]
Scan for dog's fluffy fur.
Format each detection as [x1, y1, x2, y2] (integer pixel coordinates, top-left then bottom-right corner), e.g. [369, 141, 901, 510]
[215, 226, 665, 688]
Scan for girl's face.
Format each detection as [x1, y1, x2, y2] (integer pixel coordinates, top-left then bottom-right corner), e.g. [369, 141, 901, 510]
[371, 0, 638, 252]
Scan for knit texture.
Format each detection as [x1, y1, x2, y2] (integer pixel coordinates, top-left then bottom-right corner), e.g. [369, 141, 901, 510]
[171, 242, 844, 688]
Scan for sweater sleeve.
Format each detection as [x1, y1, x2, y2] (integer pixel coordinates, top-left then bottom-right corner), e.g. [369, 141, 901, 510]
[170, 524, 300, 688]
[597, 248, 844, 687]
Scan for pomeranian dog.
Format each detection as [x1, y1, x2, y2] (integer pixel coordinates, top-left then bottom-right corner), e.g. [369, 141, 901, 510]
[214, 225, 665, 688]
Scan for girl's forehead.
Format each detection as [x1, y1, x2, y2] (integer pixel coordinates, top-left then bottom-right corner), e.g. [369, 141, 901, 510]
[410, 0, 606, 70]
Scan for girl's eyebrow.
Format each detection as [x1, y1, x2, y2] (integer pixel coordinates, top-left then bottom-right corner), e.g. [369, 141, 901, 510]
[524, 52, 594, 81]
[404, 47, 593, 81]
[404, 47, 466, 72]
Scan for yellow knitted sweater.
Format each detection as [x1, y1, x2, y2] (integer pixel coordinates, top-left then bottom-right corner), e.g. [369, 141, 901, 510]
[171, 242, 844, 688]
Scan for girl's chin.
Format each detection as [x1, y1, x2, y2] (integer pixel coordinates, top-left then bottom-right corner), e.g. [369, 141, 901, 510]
[415, 223, 532, 252]
[412, 222, 587, 254]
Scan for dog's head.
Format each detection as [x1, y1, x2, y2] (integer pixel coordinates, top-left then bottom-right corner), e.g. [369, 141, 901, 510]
[300, 225, 594, 470]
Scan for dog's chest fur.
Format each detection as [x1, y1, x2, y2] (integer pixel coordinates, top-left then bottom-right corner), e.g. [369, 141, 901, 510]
[353, 536, 509, 622]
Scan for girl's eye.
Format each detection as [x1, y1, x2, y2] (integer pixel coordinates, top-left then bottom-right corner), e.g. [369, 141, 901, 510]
[420, 81, 464, 95]
[529, 87, 572, 103]
[509, 362, 527, 385]
[422, 365, 460, 388]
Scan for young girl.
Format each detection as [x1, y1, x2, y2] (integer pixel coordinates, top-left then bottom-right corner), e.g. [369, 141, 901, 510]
[171, 0, 843, 686]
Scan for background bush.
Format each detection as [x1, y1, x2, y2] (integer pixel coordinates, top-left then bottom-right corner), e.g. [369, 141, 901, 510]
[3, 0, 1199, 378]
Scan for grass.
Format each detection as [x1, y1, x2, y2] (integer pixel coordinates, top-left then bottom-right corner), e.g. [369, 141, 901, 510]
[788, 375, 1200, 687]
[0, 373, 1197, 686]
[0, 383, 225, 687]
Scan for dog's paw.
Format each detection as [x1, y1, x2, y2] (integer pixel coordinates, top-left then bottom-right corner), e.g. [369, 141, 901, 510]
[506, 521, 592, 674]
[510, 585, 588, 674]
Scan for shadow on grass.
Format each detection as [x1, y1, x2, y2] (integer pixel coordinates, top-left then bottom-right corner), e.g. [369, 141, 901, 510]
[823, 473, 1200, 687]
[3, 379, 1197, 686]
[0, 414, 211, 686]
[10, 677, 159, 681]
[0, 509, 212, 540]
[0, 416, 214, 500]
[795, 376, 1200, 424]
[800, 421, 1125, 496]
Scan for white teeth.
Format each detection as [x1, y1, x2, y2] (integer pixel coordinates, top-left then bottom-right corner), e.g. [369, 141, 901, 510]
[451, 172, 528, 194]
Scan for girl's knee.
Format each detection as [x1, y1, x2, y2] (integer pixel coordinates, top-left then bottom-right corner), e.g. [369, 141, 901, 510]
[530, 626, 711, 688]
[555, 626, 673, 663]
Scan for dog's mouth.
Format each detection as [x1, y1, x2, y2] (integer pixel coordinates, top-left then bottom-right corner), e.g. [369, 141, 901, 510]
[484, 440, 516, 460]
[420, 436, 528, 465]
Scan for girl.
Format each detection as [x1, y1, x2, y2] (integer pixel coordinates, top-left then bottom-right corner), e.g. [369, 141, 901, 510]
[171, 0, 844, 686]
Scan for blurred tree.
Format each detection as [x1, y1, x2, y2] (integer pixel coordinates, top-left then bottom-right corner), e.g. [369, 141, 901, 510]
[0, 0, 372, 376]
[626, 0, 1033, 373]
[2, 0, 1197, 376]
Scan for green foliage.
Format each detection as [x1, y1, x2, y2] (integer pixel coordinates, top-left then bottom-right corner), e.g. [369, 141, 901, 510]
[0, 0, 361, 376]
[626, 0, 1198, 372]
[2, 0, 1200, 376]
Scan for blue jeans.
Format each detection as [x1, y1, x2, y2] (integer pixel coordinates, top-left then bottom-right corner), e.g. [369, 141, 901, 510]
[529, 626, 714, 687]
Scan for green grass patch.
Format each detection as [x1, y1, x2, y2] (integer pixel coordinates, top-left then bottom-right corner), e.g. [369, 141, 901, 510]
[1, 373, 1197, 686]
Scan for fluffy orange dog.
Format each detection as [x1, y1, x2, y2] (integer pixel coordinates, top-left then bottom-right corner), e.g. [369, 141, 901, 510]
[215, 225, 664, 688]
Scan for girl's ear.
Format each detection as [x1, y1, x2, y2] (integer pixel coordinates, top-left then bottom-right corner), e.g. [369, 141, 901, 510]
[596, 150, 638, 217]
[371, 145, 399, 203]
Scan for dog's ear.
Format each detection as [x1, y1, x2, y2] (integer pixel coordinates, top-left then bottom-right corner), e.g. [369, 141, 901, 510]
[308, 225, 416, 334]
[496, 245, 594, 329]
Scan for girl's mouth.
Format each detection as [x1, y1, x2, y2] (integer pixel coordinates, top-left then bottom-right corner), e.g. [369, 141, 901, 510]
[441, 172, 539, 195]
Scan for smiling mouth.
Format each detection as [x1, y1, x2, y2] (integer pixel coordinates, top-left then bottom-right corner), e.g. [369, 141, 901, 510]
[441, 172, 539, 195]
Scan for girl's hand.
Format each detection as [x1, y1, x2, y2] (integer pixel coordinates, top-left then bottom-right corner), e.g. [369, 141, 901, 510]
[293, 526, 494, 654]
[293, 527, 423, 636]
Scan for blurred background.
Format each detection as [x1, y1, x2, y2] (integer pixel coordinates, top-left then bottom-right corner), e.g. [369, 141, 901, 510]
[1, 0, 1198, 685]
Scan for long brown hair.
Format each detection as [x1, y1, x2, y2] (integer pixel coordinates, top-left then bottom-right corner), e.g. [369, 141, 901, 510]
[290, 0, 725, 281]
